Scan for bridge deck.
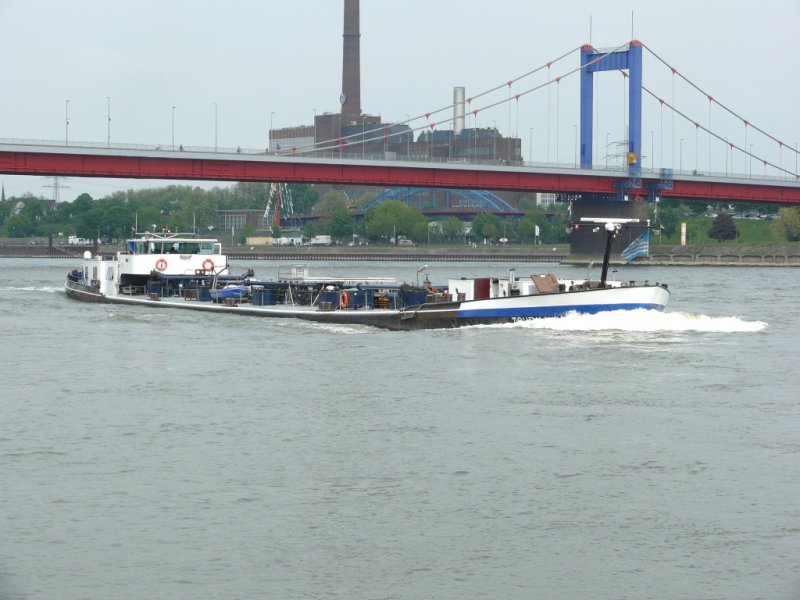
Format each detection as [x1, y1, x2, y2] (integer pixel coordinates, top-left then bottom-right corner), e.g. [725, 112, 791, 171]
[1, 142, 799, 204]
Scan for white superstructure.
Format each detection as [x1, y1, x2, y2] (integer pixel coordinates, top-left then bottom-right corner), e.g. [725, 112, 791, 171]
[73, 233, 229, 298]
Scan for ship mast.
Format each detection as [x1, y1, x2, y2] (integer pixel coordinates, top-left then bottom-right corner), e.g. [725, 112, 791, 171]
[579, 218, 641, 286]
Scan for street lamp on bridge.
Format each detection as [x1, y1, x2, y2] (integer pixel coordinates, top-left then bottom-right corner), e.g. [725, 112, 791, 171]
[270, 112, 275, 153]
[492, 120, 497, 162]
[313, 108, 317, 154]
[680, 138, 684, 173]
[65, 100, 70, 146]
[171, 106, 176, 150]
[529, 128, 534, 164]
[573, 125, 577, 168]
[725, 137, 729, 176]
[405, 114, 411, 158]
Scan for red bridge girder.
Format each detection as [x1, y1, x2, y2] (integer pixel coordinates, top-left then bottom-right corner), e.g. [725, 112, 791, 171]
[1, 145, 799, 205]
[665, 179, 800, 204]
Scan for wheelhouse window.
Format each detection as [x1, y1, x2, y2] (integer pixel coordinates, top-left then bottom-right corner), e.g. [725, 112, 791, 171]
[128, 239, 219, 255]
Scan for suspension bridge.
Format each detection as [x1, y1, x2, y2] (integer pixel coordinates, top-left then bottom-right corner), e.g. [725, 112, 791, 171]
[1, 40, 798, 208]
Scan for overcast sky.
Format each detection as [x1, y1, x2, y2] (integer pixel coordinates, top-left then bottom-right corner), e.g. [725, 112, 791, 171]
[1, 0, 798, 200]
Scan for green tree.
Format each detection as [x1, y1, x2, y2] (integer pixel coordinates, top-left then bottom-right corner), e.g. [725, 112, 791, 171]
[657, 204, 681, 237]
[363, 200, 427, 243]
[774, 207, 800, 241]
[327, 207, 354, 242]
[69, 193, 94, 216]
[136, 206, 163, 233]
[482, 223, 500, 241]
[75, 207, 102, 240]
[471, 213, 502, 241]
[5, 212, 33, 236]
[410, 220, 430, 244]
[313, 190, 349, 215]
[708, 212, 738, 242]
[99, 198, 135, 239]
[289, 184, 319, 214]
[303, 221, 320, 239]
[517, 195, 539, 213]
[441, 217, 464, 242]
[0, 200, 11, 224]
[517, 214, 539, 243]
[243, 222, 256, 241]
[227, 182, 270, 210]
[1, 195, 50, 236]
[20, 197, 48, 224]
[539, 215, 570, 244]
[174, 195, 220, 234]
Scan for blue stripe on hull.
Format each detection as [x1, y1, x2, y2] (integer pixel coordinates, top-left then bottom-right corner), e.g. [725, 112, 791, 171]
[458, 303, 665, 319]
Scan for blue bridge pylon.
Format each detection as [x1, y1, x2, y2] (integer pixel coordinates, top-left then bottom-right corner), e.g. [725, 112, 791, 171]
[580, 41, 643, 173]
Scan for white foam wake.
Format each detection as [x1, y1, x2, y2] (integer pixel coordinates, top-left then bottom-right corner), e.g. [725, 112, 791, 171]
[2, 285, 62, 293]
[501, 309, 767, 333]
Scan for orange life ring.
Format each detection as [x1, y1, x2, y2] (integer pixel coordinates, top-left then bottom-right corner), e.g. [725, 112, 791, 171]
[202, 259, 215, 272]
[340, 291, 349, 308]
[155, 258, 168, 272]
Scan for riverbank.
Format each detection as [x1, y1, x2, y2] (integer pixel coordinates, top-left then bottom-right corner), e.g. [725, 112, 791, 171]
[2, 241, 799, 265]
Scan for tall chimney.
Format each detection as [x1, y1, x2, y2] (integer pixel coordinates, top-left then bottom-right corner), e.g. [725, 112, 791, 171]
[341, 0, 361, 120]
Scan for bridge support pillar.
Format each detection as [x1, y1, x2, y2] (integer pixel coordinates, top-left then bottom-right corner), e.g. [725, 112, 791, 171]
[579, 46, 594, 170]
[579, 41, 643, 174]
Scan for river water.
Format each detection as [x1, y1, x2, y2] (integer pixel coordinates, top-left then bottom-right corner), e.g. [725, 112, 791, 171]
[1, 258, 798, 600]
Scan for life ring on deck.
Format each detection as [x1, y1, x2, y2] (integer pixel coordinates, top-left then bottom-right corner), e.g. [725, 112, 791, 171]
[155, 258, 168, 272]
[340, 291, 350, 308]
[202, 259, 215, 272]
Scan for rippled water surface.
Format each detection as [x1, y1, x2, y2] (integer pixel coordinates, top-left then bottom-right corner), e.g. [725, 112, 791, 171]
[1, 258, 798, 599]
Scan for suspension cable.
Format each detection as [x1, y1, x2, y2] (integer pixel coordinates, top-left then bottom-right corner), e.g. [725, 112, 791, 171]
[642, 42, 798, 156]
[642, 84, 797, 178]
[458, 42, 632, 121]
